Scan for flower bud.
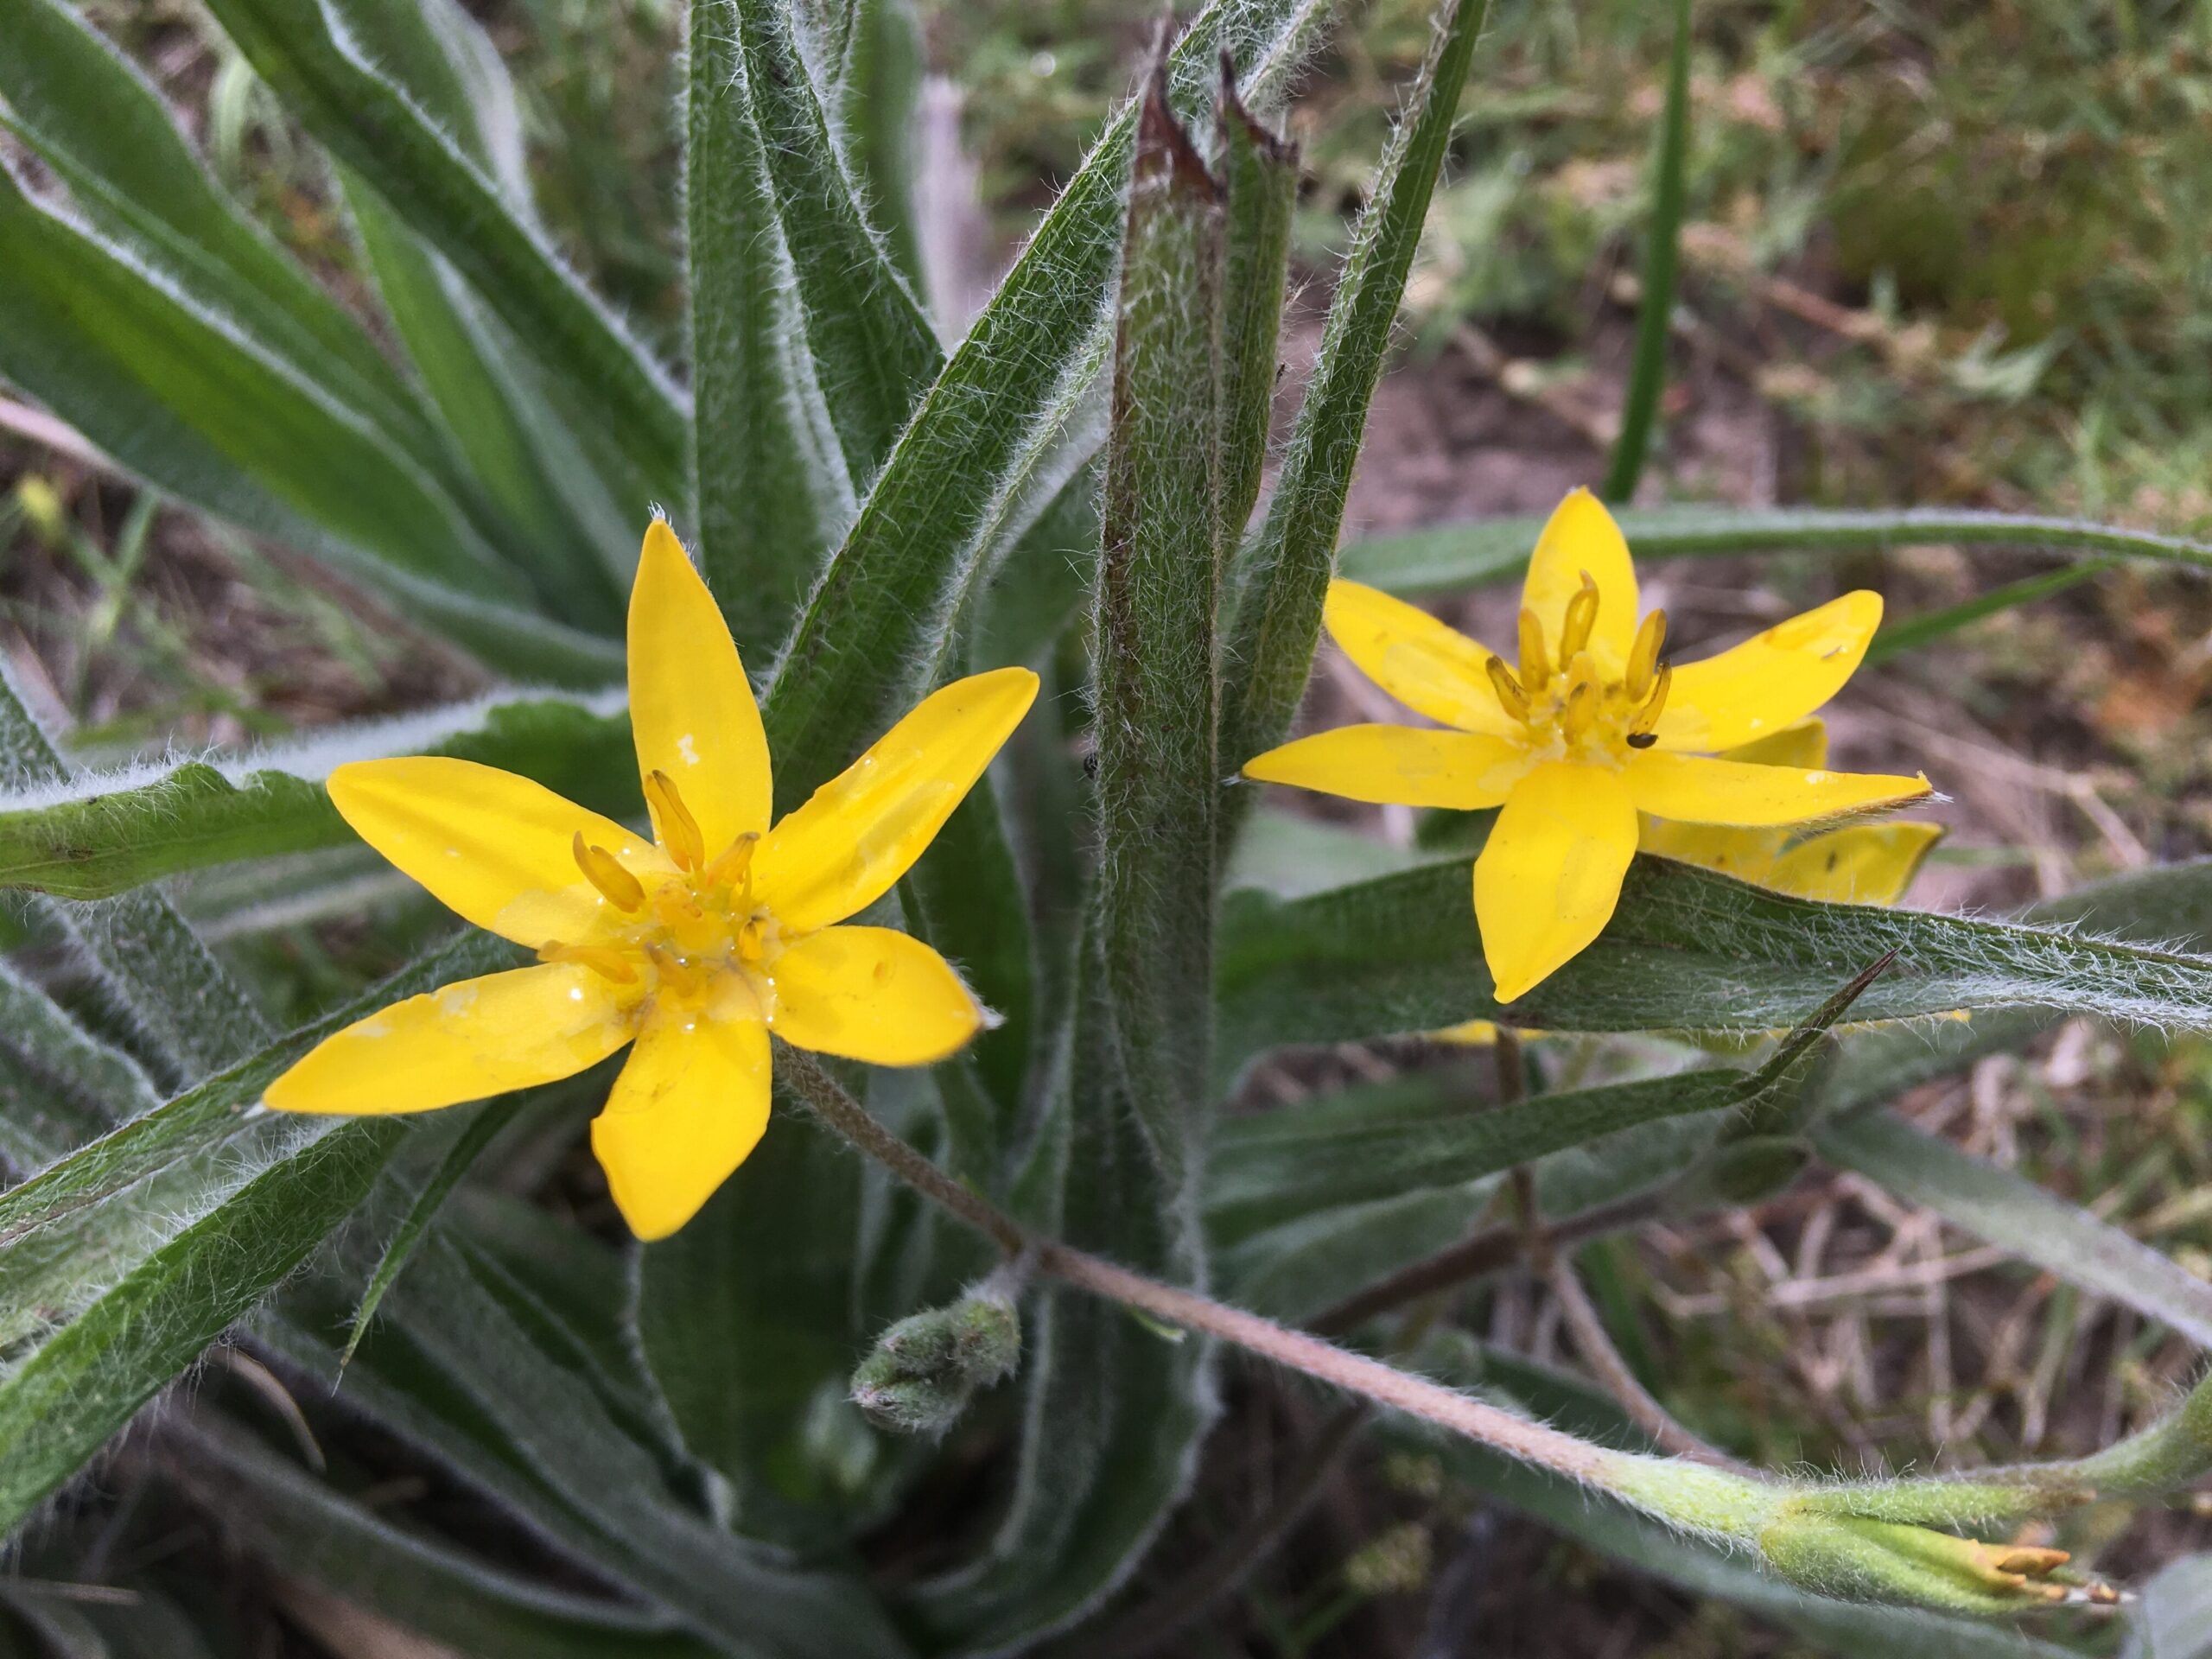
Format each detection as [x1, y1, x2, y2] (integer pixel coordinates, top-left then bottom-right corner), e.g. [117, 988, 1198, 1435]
[1759, 1510, 2072, 1613]
[850, 1290, 1021, 1435]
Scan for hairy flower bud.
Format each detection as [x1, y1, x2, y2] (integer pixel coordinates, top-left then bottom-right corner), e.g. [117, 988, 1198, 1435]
[1759, 1510, 2074, 1613]
[850, 1290, 1022, 1435]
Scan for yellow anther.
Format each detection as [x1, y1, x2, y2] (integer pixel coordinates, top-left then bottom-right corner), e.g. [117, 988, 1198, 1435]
[1516, 607, 1550, 694]
[1558, 572, 1599, 661]
[645, 769, 706, 872]
[1626, 664, 1671, 747]
[1626, 608, 1668, 701]
[572, 832, 645, 911]
[1484, 655, 1530, 722]
[1560, 677, 1599, 743]
[704, 830, 760, 892]
[735, 916, 771, 963]
[645, 942, 706, 996]
[537, 940, 639, 984]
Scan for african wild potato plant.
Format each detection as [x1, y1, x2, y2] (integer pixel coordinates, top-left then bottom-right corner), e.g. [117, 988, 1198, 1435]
[5, 0, 2212, 1652]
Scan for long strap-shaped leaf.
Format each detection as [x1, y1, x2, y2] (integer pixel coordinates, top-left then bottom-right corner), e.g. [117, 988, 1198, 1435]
[688, 0, 944, 658]
[1217, 855, 2212, 1083]
[1217, 0, 1489, 804]
[1, 664, 268, 1086]
[1815, 1109, 2212, 1349]
[1338, 504, 2212, 594]
[0, 689, 631, 900]
[200, 0, 688, 507]
[0, 0, 443, 480]
[169, 1415, 720, 1659]
[262, 1236, 912, 1657]
[760, 0, 1341, 810]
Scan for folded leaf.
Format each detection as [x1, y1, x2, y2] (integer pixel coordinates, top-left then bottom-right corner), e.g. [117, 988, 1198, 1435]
[1217, 855, 2212, 1081]
[1338, 505, 2212, 597]
[0, 690, 631, 899]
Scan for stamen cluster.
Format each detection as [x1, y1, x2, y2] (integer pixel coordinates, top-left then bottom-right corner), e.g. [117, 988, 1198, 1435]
[1484, 574, 1672, 763]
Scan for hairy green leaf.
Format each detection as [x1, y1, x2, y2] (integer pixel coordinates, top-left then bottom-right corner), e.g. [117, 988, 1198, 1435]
[0, 173, 620, 684]
[732, 0, 941, 488]
[760, 0, 1342, 810]
[1217, 855, 2212, 1080]
[0, 0, 442, 474]
[1214, 73, 1298, 550]
[0, 958, 160, 1168]
[1, 664, 268, 1086]
[0, 690, 631, 899]
[1337, 504, 2212, 595]
[1209, 1062, 1744, 1242]
[1218, 0, 1487, 805]
[289, 1236, 912, 1657]
[171, 1416, 717, 1659]
[200, 0, 687, 507]
[2126, 1555, 2212, 1659]
[1096, 87, 1224, 1189]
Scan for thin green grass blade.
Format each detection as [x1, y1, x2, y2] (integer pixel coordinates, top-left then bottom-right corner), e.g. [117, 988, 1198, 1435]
[1599, 0, 1692, 502]
[1217, 0, 1488, 810]
[1338, 504, 2212, 594]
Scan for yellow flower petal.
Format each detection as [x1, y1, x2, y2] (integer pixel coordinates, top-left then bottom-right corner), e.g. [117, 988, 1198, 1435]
[1625, 749, 1931, 827]
[1718, 717, 1828, 771]
[1767, 822, 1945, 906]
[628, 519, 772, 855]
[768, 925, 983, 1065]
[1243, 725, 1528, 809]
[1637, 817, 1784, 885]
[1521, 489, 1639, 672]
[1320, 581, 1516, 737]
[1433, 1019, 1502, 1045]
[1474, 760, 1638, 1002]
[328, 759, 662, 947]
[1652, 592, 1883, 752]
[751, 667, 1039, 935]
[590, 1001, 771, 1241]
[264, 963, 633, 1116]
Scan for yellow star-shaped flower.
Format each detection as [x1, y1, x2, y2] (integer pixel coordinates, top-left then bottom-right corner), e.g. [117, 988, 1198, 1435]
[1243, 489, 1933, 1003]
[1436, 718, 1942, 1044]
[266, 520, 1038, 1240]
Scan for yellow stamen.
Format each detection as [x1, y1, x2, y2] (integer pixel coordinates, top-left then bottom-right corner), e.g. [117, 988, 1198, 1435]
[735, 916, 771, 963]
[645, 942, 707, 996]
[1484, 655, 1530, 721]
[1627, 608, 1668, 701]
[1557, 572, 1599, 661]
[1560, 677, 1599, 743]
[1626, 664, 1672, 747]
[704, 830, 760, 891]
[645, 769, 706, 872]
[537, 940, 639, 984]
[572, 832, 645, 911]
[1516, 607, 1550, 694]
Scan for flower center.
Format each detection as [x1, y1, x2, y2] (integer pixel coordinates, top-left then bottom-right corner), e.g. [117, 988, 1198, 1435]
[537, 771, 782, 1020]
[1484, 574, 1671, 765]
